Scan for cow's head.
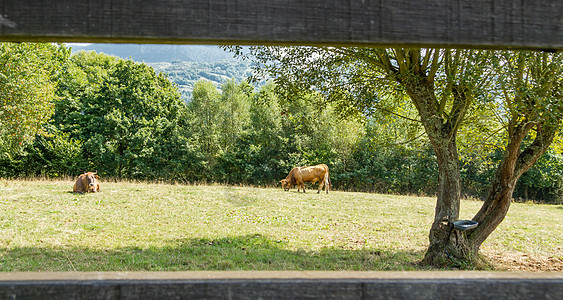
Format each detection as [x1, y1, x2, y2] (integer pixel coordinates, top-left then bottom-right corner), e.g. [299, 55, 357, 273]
[280, 179, 291, 191]
[85, 172, 99, 192]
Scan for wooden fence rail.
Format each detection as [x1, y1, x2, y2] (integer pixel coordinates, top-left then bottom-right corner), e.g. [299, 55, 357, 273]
[0, 0, 561, 49]
[1, 271, 562, 300]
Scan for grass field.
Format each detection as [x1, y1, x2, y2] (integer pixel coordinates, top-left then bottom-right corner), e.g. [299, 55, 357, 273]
[0, 179, 561, 271]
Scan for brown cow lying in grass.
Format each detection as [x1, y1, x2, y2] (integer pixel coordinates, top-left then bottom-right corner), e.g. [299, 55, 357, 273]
[281, 164, 331, 193]
[73, 172, 101, 193]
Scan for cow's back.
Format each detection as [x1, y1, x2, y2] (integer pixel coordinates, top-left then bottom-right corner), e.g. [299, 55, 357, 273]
[300, 164, 328, 182]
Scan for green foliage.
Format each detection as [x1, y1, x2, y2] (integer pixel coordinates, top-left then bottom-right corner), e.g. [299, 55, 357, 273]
[2, 44, 562, 204]
[216, 79, 252, 151]
[515, 151, 563, 203]
[187, 79, 222, 163]
[0, 126, 84, 178]
[334, 119, 438, 195]
[0, 43, 68, 154]
[48, 51, 188, 179]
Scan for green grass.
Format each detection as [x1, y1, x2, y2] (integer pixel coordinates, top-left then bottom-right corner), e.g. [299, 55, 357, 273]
[0, 179, 561, 271]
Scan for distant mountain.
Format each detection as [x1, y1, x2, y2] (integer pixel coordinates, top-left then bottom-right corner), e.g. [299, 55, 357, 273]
[67, 44, 253, 100]
[149, 60, 253, 100]
[67, 44, 240, 63]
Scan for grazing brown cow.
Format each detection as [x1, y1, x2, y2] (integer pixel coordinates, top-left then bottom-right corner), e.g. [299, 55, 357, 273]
[73, 172, 101, 193]
[281, 164, 331, 193]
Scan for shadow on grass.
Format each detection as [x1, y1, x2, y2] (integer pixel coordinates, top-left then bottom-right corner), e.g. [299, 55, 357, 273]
[0, 234, 429, 272]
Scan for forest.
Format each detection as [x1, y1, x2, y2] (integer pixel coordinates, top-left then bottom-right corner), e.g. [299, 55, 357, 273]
[0, 43, 562, 204]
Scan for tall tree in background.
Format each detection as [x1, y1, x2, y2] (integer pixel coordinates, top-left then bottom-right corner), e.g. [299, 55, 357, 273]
[0, 43, 67, 154]
[216, 79, 252, 151]
[249, 81, 284, 150]
[187, 80, 222, 160]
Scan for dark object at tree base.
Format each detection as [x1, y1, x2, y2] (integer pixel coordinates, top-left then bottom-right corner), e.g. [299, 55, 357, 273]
[451, 220, 478, 231]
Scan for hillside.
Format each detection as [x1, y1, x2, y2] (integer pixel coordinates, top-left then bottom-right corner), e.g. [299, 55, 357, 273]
[68, 44, 252, 100]
[148, 60, 252, 100]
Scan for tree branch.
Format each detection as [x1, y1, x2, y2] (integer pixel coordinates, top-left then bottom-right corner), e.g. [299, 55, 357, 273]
[394, 48, 408, 73]
[427, 49, 440, 83]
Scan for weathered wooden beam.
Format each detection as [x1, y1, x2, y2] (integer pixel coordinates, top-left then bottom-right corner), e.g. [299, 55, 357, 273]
[1, 271, 562, 299]
[0, 0, 561, 50]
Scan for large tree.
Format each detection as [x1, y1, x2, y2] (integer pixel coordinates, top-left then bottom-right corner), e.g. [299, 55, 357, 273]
[231, 46, 562, 266]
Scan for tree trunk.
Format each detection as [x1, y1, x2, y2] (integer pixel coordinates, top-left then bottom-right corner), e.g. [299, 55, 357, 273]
[468, 123, 556, 251]
[421, 137, 464, 265]
[402, 78, 465, 266]
[468, 164, 516, 252]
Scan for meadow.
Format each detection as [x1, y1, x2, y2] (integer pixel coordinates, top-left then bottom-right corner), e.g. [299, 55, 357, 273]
[0, 179, 561, 271]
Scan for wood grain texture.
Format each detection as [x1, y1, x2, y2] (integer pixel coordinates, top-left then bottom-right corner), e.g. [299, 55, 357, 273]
[0, 0, 561, 49]
[0, 271, 562, 300]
